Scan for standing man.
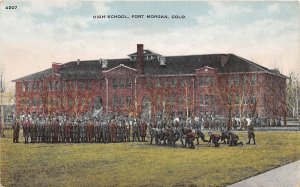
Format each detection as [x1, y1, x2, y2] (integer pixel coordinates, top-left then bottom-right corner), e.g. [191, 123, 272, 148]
[23, 117, 30, 144]
[247, 123, 256, 145]
[132, 119, 140, 142]
[12, 119, 20, 143]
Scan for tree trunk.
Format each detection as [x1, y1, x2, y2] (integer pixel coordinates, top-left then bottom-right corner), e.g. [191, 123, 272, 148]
[284, 115, 287, 126]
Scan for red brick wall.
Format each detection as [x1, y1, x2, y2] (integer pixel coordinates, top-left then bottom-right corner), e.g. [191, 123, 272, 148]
[15, 68, 287, 119]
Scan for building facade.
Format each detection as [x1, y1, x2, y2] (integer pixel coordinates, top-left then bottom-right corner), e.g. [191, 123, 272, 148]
[13, 44, 287, 119]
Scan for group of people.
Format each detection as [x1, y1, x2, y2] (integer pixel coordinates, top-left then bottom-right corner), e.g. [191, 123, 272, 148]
[11, 114, 256, 149]
[198, 115, 282, 130]
[12, 114, 148, 144]
[147, 116, 256, 149]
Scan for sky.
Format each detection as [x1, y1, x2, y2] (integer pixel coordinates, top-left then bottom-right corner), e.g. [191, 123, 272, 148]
[0, 0, 299, 91]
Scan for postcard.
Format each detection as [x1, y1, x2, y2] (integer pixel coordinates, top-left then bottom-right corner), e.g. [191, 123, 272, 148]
[0, 1, 299, 187]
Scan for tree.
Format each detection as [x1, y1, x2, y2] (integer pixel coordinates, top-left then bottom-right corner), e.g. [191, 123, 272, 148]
[286, 72, 299, 118]
[216, 73, 261, 120]
[262, 72, 287, 124]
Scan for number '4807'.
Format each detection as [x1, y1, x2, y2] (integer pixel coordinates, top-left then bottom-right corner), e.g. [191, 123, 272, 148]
[6, 6, 17, 9]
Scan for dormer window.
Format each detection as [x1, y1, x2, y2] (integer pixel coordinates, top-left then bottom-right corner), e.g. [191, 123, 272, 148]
[130, 56, 136, 61]
[102, 59, 108, 68]
[159, 56, 166, 66]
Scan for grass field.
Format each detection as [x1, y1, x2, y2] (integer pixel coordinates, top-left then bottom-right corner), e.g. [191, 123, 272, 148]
[1, 130, 300, 187]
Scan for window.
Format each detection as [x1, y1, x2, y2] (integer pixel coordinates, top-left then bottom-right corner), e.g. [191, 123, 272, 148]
[113, 96, 118, 107]
[68, 99, 73, 107]
[62, 81, 66, 92]
[205, 95, 210, 105]
[235, 94, 240, 104]
[164, 81, 168, 88]
[200, 76, 214, 86]
[228, 77, 234, 86]
[250, 95, 256, 104]
[119, 97, 125, 106]
[126, 97, 131, 106]
[156, 95, 161, 106]
[169, 96, 175, 105]
[74, 82, 78, 91]
[146, 79, 151, 88]
[62, 98, 66, 107]
[40, 98, 43, 106]
[171, 79, 177, 87]
[22, 83, 26, 92]
[33, 82, 38, 91]
[243, 75, 248, 85]
[199, 77, 205, 86]
[120, 79, 125, 88]
[80, 82, 85, 91]
[251, 74, 257, 85]
[68, 82, 73, 91]
[228, 94, 232, 104]
[88, 98, 92, 107]
[126, 79, 132, 88]
[178, 96, 183, 104]
[39, 82, 43, 92]
[88, 81, 92, 90]
[56, 82, 60, 90]
[233, 75, 239, 85]
[112, 79, 117, 88]
[156, 80, 161, 87]
[28, 82, 32, 91]
[52, 81, 56, 91]
[33, 98, 37, 107]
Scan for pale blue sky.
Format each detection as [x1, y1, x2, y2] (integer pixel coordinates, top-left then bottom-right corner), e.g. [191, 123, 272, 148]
[0, 1, 299, 90]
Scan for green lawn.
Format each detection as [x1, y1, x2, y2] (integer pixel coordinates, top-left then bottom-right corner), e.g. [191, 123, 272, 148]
[1, 130, 300, 187]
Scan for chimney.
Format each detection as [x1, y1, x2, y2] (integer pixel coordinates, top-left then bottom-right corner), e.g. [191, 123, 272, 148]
[52, 63, 61, 73]
[77, 59, 80, 66]
[221, 54, 230, 67]
[102, 59, 108, 69]
[137, 44, 144, 74]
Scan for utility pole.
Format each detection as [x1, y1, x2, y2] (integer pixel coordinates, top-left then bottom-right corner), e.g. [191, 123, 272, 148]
[296, 81, 299, 117]
[0, 66, 5, 134]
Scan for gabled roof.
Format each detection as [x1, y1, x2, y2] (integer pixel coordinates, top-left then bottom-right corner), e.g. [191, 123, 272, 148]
[12, 52, 287, 82]
[103, 64, 137, 73]
[128, 49, 160, 57]
[12, 68, 52, 82]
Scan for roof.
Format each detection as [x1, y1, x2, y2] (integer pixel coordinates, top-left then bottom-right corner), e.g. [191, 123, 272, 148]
[12, 52, 287, 82]
[128, 49, 160, 57]
[103, 64, 137, 73]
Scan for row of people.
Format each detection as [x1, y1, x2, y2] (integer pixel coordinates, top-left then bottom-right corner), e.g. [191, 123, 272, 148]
[13, 115, 148, 144]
